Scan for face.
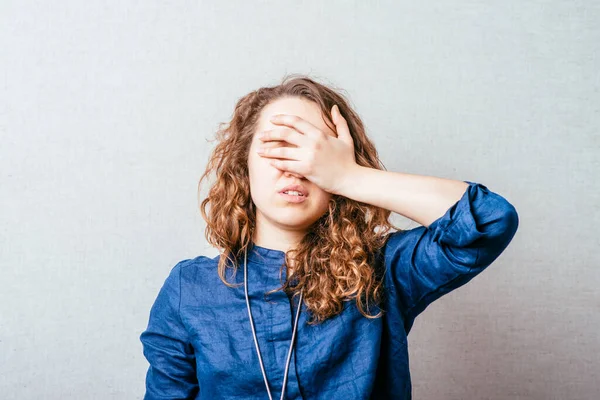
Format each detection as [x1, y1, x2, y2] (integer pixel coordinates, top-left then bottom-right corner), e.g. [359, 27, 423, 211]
[247, 96, 337, 243]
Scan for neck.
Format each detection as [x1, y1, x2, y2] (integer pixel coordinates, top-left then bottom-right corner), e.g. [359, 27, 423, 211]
[252, 214, 306, 254]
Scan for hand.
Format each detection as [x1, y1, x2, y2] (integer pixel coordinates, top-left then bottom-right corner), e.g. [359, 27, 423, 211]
[256, 104, 358, 195]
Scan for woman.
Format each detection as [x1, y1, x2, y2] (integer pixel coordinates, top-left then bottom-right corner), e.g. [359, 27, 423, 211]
[139, 75, 519, 399]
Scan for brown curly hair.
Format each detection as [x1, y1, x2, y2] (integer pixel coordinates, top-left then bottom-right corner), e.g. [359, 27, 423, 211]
[198, 74, 403, 325]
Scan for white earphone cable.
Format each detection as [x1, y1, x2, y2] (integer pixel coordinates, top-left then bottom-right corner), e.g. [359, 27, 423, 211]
[243, 247, 303, 400]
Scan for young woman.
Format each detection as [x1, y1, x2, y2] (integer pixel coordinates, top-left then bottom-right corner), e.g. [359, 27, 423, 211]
[139, 75, 519, 399]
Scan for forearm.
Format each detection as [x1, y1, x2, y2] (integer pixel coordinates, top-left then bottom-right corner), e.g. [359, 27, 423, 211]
[339, 165, 470, 228]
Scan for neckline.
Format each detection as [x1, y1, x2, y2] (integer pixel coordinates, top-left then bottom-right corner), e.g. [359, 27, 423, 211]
[245, 242, 300, 287]
[246, 242, 287, 265]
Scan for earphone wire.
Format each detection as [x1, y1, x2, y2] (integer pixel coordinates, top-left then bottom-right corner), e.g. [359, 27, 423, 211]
[243, 247, 303, 400]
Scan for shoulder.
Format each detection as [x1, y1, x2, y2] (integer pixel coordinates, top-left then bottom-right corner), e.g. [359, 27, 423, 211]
[174, 254, 220, 284]
[172, 253, 237, 307]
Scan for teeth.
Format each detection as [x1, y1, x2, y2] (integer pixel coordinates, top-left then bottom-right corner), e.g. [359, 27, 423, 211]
[284, 190, 303, 196]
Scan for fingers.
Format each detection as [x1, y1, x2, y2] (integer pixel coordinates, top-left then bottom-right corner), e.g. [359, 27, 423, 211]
[269, 114, 321, 138]
[258, 127, 304, 147]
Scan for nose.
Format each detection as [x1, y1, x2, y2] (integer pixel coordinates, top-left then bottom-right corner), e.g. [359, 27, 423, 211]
[284, 170, 304, 179]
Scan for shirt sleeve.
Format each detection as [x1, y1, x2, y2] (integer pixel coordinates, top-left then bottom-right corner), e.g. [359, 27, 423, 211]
[140, 261, 199, 399]
[383, 180, 519, 334]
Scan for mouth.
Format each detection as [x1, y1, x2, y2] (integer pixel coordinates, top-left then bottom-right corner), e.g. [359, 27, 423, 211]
[279, 191, 308, 203]
[278, 184, 308, 197]
[278, 184, 308, 203]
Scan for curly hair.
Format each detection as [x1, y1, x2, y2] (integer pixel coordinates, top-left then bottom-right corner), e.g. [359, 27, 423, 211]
[198, 74, 403, 325]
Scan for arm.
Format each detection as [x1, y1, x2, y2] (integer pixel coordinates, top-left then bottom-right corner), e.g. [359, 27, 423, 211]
[140, 261, 199, 399]
[340, 167, 471, 228]
[339, 170, 519, 334]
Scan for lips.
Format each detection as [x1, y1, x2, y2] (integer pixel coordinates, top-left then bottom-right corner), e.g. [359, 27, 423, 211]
[279, 184, 308, 196]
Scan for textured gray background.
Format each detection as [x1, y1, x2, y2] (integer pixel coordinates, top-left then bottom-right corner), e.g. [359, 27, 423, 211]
[1, 1, 598, 399]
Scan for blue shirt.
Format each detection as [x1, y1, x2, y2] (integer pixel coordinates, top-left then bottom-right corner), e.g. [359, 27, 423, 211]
[140, 180, 519, 399]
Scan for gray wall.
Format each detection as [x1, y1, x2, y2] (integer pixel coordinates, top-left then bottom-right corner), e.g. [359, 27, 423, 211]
[1, 1, 598, 399]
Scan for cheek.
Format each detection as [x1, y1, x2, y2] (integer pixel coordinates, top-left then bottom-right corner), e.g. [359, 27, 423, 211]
[249, 151, 272, 174]
[309, 191, 331, 207]
[248, 160, 275, 198]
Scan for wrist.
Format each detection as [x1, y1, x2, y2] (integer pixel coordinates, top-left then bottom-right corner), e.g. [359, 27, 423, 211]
[335, 164, 365, 198]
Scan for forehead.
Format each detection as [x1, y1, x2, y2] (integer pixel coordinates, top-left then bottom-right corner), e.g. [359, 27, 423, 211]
[258, 96, 337, 137]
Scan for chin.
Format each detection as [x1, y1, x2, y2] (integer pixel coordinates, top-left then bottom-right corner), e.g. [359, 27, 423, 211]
[273, 210, 320, 224]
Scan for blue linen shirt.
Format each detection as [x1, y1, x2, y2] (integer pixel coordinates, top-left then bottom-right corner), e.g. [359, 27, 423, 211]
[140, 181, 519, 399]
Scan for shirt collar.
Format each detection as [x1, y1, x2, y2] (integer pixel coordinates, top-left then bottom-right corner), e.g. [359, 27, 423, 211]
[246, 242, 287, 265]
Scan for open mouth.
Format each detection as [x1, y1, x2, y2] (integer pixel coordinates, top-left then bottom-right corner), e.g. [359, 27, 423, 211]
[279, 191, 307, 203]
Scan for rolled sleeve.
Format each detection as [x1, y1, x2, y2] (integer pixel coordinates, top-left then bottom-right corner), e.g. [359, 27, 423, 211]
[383, 180, 519, 333]
[140, 261, 199, 399]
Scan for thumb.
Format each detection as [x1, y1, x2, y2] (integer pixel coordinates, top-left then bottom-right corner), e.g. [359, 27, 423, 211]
[331, 104, 352, 143]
